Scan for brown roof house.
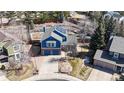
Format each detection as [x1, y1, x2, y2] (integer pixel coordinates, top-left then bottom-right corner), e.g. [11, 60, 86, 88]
[94, 36, 124, 73]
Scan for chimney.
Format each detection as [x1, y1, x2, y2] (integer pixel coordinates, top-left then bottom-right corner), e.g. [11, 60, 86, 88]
[43, 26, 46, 32]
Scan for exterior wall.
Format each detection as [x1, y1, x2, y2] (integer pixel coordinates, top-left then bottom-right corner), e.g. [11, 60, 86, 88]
[94, 59, 117, 71]
[120, 53, 124, 59]
[41, 36, 61, 48]
[41, 36, 61, 55]
[41, 49, 61, 55]
[109, 51, 113, 56]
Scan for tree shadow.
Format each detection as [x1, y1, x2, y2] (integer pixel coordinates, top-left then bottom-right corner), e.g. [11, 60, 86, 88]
[28, 44, 41, 57]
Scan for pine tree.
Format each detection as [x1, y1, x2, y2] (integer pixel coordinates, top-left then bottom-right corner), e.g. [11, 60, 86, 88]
[90, 17, 106, 50]
[104, 17, 115, 44]
[119, 21, 124, 37]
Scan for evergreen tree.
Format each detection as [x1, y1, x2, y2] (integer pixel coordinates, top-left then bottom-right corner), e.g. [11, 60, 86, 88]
[88, 11, 102, 23]
[113, 20, 120, 36]
[90, 17, 106, 50]
[104, 17, 115, 44]
[119, 21, 124, 37]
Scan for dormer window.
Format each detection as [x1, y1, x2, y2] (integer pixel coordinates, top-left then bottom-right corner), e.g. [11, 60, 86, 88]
[113, 52, 119, 59]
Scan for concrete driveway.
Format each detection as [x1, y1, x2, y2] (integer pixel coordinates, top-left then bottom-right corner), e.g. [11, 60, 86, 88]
[24, 73, 82, 81]
[88, 67, 113, 81]
[32, 54, 65, 75]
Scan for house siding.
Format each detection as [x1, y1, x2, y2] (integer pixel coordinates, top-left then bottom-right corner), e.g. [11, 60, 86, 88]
[120, 54, 124, 59]
[41, 49, 61, 55]
[41, 36, 61, 56]
[41, 36, 61, 48]
[94, 59, 117, 71]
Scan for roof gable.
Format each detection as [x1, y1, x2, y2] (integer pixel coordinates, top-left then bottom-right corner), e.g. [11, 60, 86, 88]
[40, 27, 62, 42]
[0, 32, 6, 41]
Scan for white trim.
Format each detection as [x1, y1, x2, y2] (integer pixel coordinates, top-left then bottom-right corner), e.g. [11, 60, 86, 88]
[46, 41, 56, 47]
[14, 52, 21, 61]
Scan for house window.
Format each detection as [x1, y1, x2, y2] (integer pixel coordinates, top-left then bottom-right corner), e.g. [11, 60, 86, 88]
[46, 43, 50, 47]
[15, 53, 21, 61]
[46, 41, 56, 48]
[13, 44, 20, 52]
[52, 43, 56, 47]
[113, 52, 119, 59]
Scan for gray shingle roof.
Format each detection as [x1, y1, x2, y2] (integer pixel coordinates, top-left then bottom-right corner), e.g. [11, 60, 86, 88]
[109, 36, 124, 54]
[62, 34, 77, 45]
[0, 32, 6, 41]
[41, 28, 53, 41]
[3, 40, 13, 48]
[54, 26, 67, 35]
[40, 27, 62, 42]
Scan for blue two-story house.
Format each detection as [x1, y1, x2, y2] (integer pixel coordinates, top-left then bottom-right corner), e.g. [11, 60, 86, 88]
[40, 27, 67, 55]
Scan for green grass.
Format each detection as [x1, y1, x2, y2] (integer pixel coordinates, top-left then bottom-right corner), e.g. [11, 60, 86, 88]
[68, 57, 92, 80]
[79, 66, 88, 76]
[69, 58, 82, 77]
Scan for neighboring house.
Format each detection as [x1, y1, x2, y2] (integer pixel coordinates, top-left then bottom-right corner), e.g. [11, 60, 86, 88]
[0, 40, 23, 62]
[62, 34, 77, 56]
[0, 18, 9, 26]
[0, 32, 9, 63]
[94, 36, 124, 73]
[104, 11, 124, 24]
[119, 16, 124, 24]
[30, 31, 44, 43]
[69, 11, 86, 20]
[7, 42, 23, 62]
[0, 32, 23, 63]
[104, 11, 121, 21]
[0, 31, 6, 41]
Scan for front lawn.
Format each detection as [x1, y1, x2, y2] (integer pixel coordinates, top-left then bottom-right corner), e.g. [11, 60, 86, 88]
[6, 61, 36, 81]
[68, 57, 92, 80]
[69, 58, 82, 77]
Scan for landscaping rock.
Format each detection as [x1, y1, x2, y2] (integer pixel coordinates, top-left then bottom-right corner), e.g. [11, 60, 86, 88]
[59, 62, 72, 74]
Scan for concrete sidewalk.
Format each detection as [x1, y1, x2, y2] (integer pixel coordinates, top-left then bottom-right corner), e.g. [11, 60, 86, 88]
[0, 76, 9, 81]
[88, 67, 113, 81]
[24, 73, 82, 81]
